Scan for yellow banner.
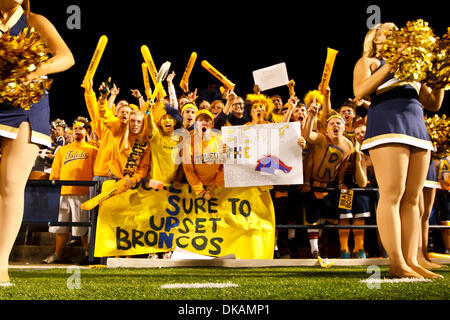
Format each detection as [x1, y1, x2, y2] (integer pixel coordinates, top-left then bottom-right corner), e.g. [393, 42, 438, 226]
[94, 180, 275, 259]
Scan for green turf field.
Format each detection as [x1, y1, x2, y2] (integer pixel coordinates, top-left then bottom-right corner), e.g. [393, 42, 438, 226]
[1, 266, 449, 300]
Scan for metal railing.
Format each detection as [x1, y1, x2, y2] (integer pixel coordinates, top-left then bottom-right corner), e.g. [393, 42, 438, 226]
[275, 186, 450, 230]
[24, 179, 100, 261]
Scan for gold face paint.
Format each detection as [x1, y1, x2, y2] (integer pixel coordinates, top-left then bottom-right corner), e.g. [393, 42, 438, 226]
[160, 114, 175, 134]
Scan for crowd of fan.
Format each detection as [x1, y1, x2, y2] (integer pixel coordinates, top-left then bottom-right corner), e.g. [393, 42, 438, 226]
[30, 72, 449, 264]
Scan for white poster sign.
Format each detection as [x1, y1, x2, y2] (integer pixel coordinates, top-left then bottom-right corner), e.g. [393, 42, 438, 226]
[252, 62, 289, 91]
[222, 122, 303, 187]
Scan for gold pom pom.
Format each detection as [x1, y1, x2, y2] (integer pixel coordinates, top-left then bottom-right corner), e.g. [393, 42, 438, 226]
[425, 114, 450, 159]
[427, 27, 450, 90]
[0, 27, 53, 110]
[379, 19, 437, 82]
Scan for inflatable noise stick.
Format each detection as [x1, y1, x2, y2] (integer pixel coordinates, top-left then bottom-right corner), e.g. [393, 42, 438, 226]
[141, 63, 152, 100]
[180, 52, 197, 93]
[156, 61, 171, 83]
[81, 35, 108, 87]
[428, 252, 450, 259]
[141, 44, 167, 98]
[80, 184, 119, 211]
[149, 61, 171, 103]
[219, 86, 227, 97]
[201, 60, 235, 91]
[140, 45, 158, 85]
[219, 86, 233, 99]
[288, 79, 296, 97]
[319, 47, 338, 95]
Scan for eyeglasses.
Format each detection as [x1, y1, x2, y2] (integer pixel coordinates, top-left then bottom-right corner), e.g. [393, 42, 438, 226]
[340, 110, 353, 115]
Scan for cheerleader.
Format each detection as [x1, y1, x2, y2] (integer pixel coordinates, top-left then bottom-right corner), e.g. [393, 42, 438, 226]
[0, 0, 74, 286]
[418, 159, 446, 269]
[353, 22, 445, 278]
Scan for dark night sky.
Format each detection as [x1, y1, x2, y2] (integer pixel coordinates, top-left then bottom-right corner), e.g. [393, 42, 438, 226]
[30, 0, 449, 123]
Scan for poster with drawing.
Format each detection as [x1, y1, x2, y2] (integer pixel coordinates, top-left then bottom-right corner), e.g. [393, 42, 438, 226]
[222, 122, 303, 187]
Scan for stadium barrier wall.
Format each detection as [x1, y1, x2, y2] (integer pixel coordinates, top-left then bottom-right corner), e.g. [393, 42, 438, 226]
[23, 181, 449, 262]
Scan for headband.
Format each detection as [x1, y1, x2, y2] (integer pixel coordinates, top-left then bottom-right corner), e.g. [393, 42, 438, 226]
[181, 103, 198, 114]
[73, 121, 85, 128]
[326, 114, 345, 124]
[195, 109, 214, 121]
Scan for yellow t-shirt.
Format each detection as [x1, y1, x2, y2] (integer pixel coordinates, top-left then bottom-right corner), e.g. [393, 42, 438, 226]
[148, 128, 181, 184]
[271, 113, 284, 123]
[50, 141, 98, 195]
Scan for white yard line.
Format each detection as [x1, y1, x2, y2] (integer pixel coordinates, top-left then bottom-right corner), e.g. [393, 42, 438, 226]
[161, 282, 239, 289]
[360, 278, 432, 284]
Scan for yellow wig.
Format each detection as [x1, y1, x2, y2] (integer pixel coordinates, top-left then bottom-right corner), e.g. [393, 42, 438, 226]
[245, 93, 275, 118]
[303, 90, 324, 107]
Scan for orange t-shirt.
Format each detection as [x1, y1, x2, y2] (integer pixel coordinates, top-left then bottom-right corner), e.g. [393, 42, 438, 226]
[50, 141, 98, 195]
[182, 133, 224, 196]
[84, 88, 115, 177]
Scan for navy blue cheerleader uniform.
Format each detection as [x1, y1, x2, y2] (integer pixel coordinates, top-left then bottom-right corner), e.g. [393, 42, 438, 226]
[424, 159, 441, 189]
[436, 157, 450, 223]
[361, 60, 434, 152]
[0, 6, 51, 147]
